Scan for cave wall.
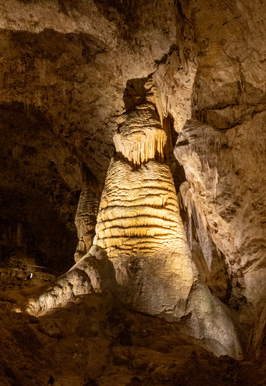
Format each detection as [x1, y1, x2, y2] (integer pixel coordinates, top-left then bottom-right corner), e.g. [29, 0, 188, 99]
[175, 0, 266, 352]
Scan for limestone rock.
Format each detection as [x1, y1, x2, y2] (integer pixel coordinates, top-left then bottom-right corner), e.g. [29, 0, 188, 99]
[94, 159, 189, 257]
[114, 103, 166, 165]
[184, 281, 242, 359]
[175, 116, 266, 353]
[26, 253, 108, 315]
[4, 0, 266, 364]
[24, 75, 243, 359]
[92, 99, 196, 323]
[153, 47, 197, 133]
[74, 184, 99, 263]
[0, 290, 258, 386]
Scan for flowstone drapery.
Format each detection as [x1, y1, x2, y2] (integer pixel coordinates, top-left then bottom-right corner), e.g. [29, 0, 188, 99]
[95, 103, 189, 257]
[25, 91, 242, 359]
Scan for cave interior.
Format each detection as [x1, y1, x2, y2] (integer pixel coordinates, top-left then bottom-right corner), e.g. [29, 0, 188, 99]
[0, 0, 266, 385]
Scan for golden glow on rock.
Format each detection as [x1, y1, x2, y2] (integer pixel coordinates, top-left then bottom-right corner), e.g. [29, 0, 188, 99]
[114, 103, 167, 165]
[93, 101, 191, 258]
[94, 159, 189, 257]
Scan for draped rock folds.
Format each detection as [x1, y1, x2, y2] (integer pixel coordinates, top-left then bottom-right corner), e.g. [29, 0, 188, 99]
[113, 103, 167, 165]
[95, 102, 190, 258]
[95, 103, 189, 257]
[92, 102, 197, 324]
[95, 159, 188, 257]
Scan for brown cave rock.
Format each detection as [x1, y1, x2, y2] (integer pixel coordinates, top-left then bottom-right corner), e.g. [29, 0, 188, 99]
[0, 0, 266, 385]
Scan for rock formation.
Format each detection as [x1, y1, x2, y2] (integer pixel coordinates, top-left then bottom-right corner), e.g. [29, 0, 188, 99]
[25, 84, 242, 359]
[1, 0, 266, 383]
[93, 99, 196, 318]
[175, 116, 266, 354]
[74, 167, 100, 262]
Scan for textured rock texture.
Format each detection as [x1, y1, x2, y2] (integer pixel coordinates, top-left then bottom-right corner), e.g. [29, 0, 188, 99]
[174, 0, 266, 356]
[95, 97, 242, 358]
[74, 168, 100, 262]
[175, 113, 266, 356]
[0, 0, 266, 379]
[0, 0, 187, 180]
[114, 103, 166, 165]
[95, 159, 185, 254]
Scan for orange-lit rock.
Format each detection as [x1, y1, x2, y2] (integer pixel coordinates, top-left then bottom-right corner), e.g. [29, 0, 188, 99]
[95, 159, 187, 255]
[114, 103, 166, 165]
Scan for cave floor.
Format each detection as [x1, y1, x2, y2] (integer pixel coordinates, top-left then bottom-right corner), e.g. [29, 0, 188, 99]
[0, 274, 265, 386]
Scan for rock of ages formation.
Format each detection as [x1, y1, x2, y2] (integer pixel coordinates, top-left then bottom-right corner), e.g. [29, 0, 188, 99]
[93, 102, 196, 319]
[26, 90, 242, 359]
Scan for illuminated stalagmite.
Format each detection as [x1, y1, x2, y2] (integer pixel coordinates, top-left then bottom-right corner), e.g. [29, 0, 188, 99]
[92, 102, 196, 316]
[26, 90, 242, 359]
[95, 103, 188, 256]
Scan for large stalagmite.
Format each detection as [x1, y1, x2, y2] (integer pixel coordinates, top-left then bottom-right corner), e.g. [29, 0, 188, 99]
[26, 90, 242, 359]
[96, 103, 187, 256]
[93, 102, 196, 316]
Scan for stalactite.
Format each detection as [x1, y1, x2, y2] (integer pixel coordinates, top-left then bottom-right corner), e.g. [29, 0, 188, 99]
[113, 103, 167, 165]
